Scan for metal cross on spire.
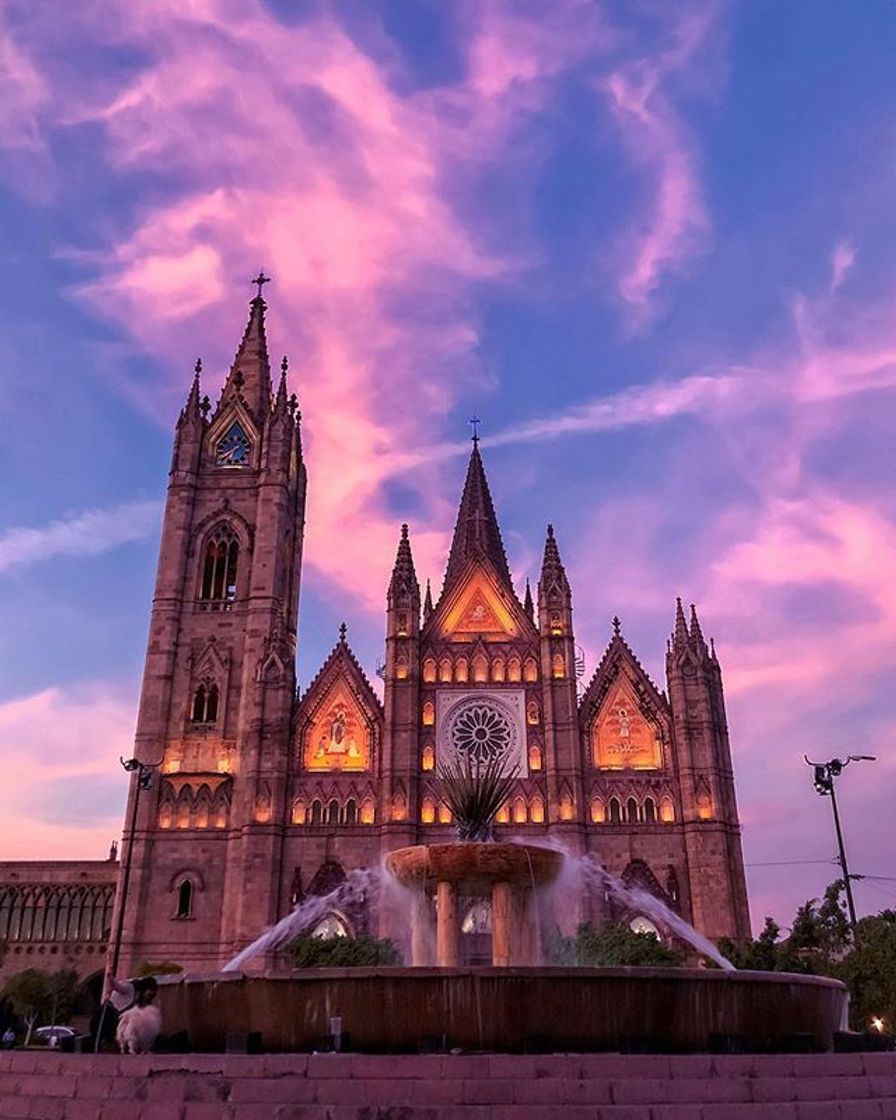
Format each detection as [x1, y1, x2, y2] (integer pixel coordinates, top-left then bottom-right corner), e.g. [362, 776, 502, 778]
[469, 415, 481, 444]
[251, 271, 271, 300]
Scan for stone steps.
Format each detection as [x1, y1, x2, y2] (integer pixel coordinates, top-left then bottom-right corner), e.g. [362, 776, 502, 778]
[1, 1051, 894, 1120]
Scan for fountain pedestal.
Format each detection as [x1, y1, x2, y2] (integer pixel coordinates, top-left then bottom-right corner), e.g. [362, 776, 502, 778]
[385, 842, 564, 967]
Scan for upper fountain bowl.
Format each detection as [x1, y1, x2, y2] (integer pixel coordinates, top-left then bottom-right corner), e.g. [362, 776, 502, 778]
[385, 841, 564, 894]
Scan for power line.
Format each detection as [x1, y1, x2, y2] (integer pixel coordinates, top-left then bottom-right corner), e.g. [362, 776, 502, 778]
[746, 859, 835, 868]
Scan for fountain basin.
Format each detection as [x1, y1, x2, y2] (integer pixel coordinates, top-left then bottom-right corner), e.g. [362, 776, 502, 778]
[385, 842, 564, 892]
[156, 966, 848, 1053]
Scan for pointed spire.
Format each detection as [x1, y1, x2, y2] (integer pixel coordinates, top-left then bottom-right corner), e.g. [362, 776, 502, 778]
[540, 523, 568, 587]
[673, 597, 689, 650]
[219, 282, 273, 419]
[689, 603, 706, 650]
[275, 355, 289, 412]
[338, 622, 347, 644]
[612, 615, 621, 637]
[443, 442, 513, 593]
[523, 578, 534, 620]
[180, 358, 202, 420]
[423, 578, 434, 622]
[389, 523, 420, 605]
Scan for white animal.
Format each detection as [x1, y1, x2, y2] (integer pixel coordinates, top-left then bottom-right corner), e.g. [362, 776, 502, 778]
[116, 1003, 162, 1055]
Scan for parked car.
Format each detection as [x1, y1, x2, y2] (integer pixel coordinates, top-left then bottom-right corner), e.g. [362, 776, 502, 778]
[33, 1026, 76, 1047]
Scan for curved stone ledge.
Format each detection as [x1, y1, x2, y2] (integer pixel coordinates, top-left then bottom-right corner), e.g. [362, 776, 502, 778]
[157, 966, 848, 1053]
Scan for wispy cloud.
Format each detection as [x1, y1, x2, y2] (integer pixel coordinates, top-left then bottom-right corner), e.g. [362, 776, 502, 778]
[0, 499, 161, 574]
[830, 239, 856, 293]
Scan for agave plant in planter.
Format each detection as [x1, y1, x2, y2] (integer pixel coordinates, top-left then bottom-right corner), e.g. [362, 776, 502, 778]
[435, 753, 518, 841]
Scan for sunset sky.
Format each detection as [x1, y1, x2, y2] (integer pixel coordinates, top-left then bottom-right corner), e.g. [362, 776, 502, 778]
[1, 1, 895, 933]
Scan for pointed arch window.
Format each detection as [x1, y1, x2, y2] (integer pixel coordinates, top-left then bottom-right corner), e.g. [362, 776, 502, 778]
[512, 797, 527, 824]
[507, 657, 521, 683]
[310, 799, 323, 825]
[176, 879, 193, 919]
[439, 658, 453, 683]
[215, 421, 251, 468]
[609, 796, 622, 823]
[455, 657, 469, 683]
[523, 657, 538, 682]
[644, 797, 657, 824]
[200, 527, 239, 602]
[626, 796, 639, 823]
[191, 681, 219, 723]
[530, 796, 545, 824]
[345, 798, 358, 825]
[327, 798, 340, 825]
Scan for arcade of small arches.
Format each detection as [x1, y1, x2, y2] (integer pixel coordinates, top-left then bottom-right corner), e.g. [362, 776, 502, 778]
[291, 795, 377, 826]
[421, 653, 541, 685]
[157, 781, 232, 830]
[0, 884, 114, 945]
[590, 792, 677, 825]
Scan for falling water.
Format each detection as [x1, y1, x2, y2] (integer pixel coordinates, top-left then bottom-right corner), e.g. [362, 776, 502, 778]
[223, 867, 381, 972]
[224, 845, 734, 973]
[555, 850, 735, 971]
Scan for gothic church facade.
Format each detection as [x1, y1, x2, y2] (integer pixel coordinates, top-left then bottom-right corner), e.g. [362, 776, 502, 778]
[115, 293, 750, 973]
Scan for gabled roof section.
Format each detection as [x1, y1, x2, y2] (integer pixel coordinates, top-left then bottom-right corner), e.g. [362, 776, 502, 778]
[215, 295, 273, 423]
[443, 441, 513, 595]
[425, 552, 536, 643]
[295, 629, 384, 723]
[579, 622, 669, 726]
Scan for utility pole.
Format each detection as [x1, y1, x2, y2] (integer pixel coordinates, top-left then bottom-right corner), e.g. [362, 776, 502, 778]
[804, 754, 875, 932]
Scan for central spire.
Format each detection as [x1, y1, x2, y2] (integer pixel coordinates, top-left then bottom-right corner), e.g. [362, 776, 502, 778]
[218, 277, 274, 420]
[443, 439, 513, 594]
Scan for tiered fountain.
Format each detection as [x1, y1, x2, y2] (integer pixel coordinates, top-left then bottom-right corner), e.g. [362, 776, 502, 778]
[156, 760, 848, 1053]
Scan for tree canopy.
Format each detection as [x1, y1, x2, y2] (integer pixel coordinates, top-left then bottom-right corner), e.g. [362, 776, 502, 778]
[551, 922, 685, 968]
[288, 933, 400, 968]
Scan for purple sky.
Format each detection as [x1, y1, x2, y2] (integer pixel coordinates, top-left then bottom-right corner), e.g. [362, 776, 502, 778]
[1, 1, 895, 934]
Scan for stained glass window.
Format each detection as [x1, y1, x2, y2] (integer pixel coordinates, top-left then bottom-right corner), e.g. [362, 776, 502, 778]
[215, 422, 251, 467]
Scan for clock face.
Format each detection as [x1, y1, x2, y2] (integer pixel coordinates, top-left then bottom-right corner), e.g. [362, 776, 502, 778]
[215, 422, 251, 467]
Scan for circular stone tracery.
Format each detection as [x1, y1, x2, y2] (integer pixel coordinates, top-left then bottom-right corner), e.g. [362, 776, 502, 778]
[450, 702, 512, 765]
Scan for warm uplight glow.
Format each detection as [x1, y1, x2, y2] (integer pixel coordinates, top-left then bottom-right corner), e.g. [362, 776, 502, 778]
[871, 1016, 886, 1033]
[361, 799, 375, 825]
[513, 797, 527, 824]
[661, 798, 676, 823]
[421, 797, 436, 824]
[217, 753, 232, 774]
[530, 797, 545, 823]
[492, 658, 505, 682]
[551, 653, 565, 679]
[496, 803, 510, 824]
[559, 793, 574, 821]
[304, 685, 369, 772]
[422, 701, 435, 726]
[439, 570, 519, 639]
[162, 758, 181, 774]
[438, 802, 452, 824]
[391, 794, 406, 822]
[593, 680, 662, 770]
[291, 800, 306, 825]
[528, 743, 543, 771]
[524, 657, 538, 682]
[396, 657, 408, 680]
[508, 657, 521, 682]
[455, 657, 469, 683]
[473, 654, 488, 683]
[439, 658, 452, 682]
[423, 658, 436, 683]
[590, 798, 605, 823]
[422, 744, 435, 771]
[697, 792, 713, 820]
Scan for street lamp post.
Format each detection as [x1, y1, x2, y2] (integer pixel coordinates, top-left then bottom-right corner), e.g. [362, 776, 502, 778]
[804, 754, 875, 931]
[108, 757, 157, 980]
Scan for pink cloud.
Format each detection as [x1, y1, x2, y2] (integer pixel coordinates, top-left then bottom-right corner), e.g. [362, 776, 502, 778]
[600, 7, 719, 326]
[830, 239, 856, 293]
[0, 684, 135, 860]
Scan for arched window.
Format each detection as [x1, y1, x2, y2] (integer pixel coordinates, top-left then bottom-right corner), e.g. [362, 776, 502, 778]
[310, 799, 323, 825]
[310, 913, 350, 939]
[361, 797, 376, 824]
[344, 799, 358, 825]
[200, 527, 239, 602]
[192, 681, 219, 722]
[512, 797, 527, 824]
[176, 880, 193, 919]
[291, 799, 306, 825]
[609, 797, 622, 823]
[492, 658, 505, 683]
[439, 658, 452, 683]
[495, 802, 510, 824]
[455, 657, 469, 683]
[559, 791, 575, 821]
[526, 700, 540, 725]
[194, 789, 211, 829]
[327, 798, 340, 825]
[473, 654, 488, 683]
[660, 796, 675, 823]
[422, 701, 435, 726]
[644, 797, 657, 824]
[438, 802, 452, 824]
[423, 658, 437, 683]
[551, 652, 566, 679]
[213, 791, 229, 828]
[626, 797, 639, 824]
[528, 742, 543, 771]
[530, 796, 545, 824]
[523, 657, 538, 682]
[421, 796, 436, 824]
[590, 797, 605, 823]
[421, 744, 435, 771]
[176, 790, 192, 829]
[507, 657, 521, 683]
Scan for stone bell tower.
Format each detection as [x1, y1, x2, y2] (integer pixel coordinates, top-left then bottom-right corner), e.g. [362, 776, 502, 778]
[114, 283, 307, 973]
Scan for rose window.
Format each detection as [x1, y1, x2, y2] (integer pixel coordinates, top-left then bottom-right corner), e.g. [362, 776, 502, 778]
[450, 702, 512, 765]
